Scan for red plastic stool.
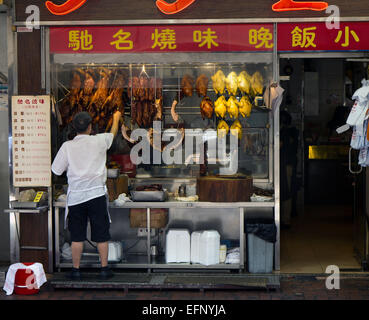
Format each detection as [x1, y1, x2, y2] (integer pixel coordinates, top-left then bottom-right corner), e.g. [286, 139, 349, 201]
[14, 263, 40, 295]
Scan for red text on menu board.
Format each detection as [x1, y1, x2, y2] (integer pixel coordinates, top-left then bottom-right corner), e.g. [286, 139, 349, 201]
[45, 0, 329, 16]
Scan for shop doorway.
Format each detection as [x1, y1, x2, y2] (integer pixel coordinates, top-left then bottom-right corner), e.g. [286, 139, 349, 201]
[279, 56, 368, 273]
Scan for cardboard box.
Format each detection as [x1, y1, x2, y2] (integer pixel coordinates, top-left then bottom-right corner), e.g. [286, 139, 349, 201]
[129, 209, 168, 229]
[106, 175, 128, 201]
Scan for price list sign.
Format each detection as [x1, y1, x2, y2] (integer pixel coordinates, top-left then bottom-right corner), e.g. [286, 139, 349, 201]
[11, 96, 51, 187]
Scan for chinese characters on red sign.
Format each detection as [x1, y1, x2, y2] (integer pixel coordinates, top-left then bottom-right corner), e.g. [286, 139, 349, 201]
[12, 96, 51, 187]
[50, 23, 369, 54]
[277, 22, 367, 51]
[50, 25, 275, 53]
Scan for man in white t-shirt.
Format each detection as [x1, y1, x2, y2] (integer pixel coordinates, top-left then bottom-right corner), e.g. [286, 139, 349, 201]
[51, 111, 121, 280]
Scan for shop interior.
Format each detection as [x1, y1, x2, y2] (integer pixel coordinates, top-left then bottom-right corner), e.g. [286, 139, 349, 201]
[279, 56, 368, 273]
[51, 53, 277, 272]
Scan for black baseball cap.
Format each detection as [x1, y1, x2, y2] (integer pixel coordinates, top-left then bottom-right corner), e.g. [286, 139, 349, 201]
[72, 112, 92, 133]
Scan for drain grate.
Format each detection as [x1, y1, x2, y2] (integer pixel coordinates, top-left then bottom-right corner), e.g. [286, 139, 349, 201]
[164, 275, 277, 289]
[50, 272, 280, 290]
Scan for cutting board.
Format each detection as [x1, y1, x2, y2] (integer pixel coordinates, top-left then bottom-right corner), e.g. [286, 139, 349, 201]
[197, 175, 253, 202]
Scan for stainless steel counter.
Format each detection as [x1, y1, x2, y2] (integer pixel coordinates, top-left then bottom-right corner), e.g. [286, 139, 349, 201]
[54, 201, 275, 209]
[53, 200, 275, 273]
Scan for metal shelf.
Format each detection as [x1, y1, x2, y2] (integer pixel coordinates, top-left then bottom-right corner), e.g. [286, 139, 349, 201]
[4, 206, 49, 214]
[54, 201, 274, 209]
[58, 254, 241, 270]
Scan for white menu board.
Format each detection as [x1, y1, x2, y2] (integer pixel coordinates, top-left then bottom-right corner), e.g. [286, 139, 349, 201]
[11, 95, 51, 187]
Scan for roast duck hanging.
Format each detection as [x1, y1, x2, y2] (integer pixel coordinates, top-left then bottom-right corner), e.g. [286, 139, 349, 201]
[124, 73, 183, 153]
[59, 67, 127, 132]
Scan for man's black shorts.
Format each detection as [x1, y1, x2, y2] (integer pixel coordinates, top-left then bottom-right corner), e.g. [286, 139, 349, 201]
[68, 195, 111, 243]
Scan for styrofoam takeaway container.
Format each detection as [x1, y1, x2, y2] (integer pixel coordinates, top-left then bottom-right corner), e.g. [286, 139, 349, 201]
[190, 231, 203, 264]
[165, 229, 191, 263]
[199, 230, 220, 266]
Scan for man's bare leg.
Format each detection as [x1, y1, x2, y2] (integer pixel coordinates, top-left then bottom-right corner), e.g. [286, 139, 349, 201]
[97, 242, 109, 268]
[71, 241, 84, 269]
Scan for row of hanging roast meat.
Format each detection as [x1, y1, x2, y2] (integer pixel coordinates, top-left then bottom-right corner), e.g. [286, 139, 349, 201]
[57, 68, 264, 136]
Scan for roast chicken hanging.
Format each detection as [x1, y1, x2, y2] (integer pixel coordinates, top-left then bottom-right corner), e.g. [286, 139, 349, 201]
[195, 74, 209, 97]
[214, 96, 227, 118]
[217, 120, 229, 138]
[200, 96, 214, 120]
[181, 74, 194, 97]
[238, 71, 251, 95]
[226, 96, 239, 119]
[230, 119, 243, 140]
[211, 70, 226, 95]
[226, 72, 238, 96]
[250, 71, 264, 96]
[238, 96, 252, 118]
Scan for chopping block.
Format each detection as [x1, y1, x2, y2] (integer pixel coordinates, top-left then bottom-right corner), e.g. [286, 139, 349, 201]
[197, 175, 253, 202]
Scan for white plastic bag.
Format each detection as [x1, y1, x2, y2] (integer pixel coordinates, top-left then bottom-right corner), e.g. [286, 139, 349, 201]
[225, 247, 240, 264]
[358, 147, 369, 167]
[113, 193, 132, 206]
[347, 100, 368, 126]
[351, 126, 365, 150]
[352, 79, 369, 102]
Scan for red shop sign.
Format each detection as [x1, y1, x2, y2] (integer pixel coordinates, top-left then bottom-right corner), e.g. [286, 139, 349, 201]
[278, 22, 369, 52]
[49, 24, 274, 54]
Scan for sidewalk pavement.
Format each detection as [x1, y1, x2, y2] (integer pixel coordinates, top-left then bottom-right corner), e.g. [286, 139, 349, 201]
[1, 274, 369, 300]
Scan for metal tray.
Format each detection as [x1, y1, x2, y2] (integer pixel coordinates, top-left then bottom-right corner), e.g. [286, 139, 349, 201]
[131, 191, 167, 202]
[10, 200, 48, 209]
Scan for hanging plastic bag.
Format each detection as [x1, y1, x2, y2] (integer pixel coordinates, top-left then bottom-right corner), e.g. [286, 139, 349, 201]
[350, 126, 364, 150]
[352, 79, 369, 102]
[365, 148, 369, 167]
[347, 100, 368, 126]
[347, 80, 369, 126]
[358, 147, 369, 167]
[364, 119, 369, 147]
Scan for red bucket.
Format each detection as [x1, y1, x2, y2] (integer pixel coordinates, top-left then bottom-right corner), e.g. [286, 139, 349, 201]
[14, 263, 40, 295]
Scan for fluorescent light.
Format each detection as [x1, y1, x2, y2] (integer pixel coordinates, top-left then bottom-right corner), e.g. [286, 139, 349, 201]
[346, 59, 369, 62]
